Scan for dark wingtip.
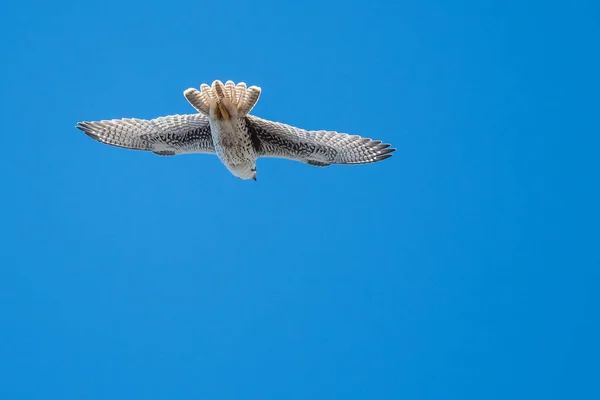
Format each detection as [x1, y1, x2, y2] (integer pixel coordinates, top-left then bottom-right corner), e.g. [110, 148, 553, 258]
[76, 122, 100, 141]
[373, 147, 396, 162]
[376, 153, 394, 162]
[76, 121, 90, 132]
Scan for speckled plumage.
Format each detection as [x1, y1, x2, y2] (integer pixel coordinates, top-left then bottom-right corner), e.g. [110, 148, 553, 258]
[183, 80, 261, 180]
[77, 80, 396, 181]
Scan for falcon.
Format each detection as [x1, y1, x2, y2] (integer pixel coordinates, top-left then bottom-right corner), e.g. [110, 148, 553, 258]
[77, 80, 395, 180]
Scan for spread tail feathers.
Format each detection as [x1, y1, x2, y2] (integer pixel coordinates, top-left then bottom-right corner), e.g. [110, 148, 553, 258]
[184, 80, 261, 120]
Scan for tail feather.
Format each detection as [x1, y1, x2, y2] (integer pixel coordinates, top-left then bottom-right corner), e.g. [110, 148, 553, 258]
[234, 82, 246, 107]
[225, 80, 235, 103]
[184, 80, 261, 119]
[183, 87, 209, 115]
[238, 84, 261, 116]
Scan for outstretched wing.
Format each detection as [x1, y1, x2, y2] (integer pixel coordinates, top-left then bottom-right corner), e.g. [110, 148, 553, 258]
[76, 114, 214, 156]
[247, 116, 395, 166]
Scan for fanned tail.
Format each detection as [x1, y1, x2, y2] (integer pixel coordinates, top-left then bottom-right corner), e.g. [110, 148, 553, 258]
[184, 80, 261, 120]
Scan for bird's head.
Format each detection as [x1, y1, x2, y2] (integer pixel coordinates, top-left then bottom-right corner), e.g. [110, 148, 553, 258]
[233, 163, 258, 181]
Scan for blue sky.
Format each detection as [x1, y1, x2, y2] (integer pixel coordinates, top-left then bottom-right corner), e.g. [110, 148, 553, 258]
[1, 0, 599, 398]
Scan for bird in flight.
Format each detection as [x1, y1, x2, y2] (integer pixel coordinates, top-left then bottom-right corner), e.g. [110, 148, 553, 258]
[77, 80, 395, 181]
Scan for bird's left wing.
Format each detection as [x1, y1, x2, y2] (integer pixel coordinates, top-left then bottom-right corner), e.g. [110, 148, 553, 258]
[247, 116, 395, 166]
[76, 114, 214, 156]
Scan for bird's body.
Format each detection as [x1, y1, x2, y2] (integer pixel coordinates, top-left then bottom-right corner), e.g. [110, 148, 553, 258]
[209, 116, 257, 180]
[77, 80, 396, 181]
[189, 81, 262, 180]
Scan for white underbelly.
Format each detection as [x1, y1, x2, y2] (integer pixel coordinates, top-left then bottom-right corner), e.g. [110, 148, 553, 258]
[209, 118, 256, 177]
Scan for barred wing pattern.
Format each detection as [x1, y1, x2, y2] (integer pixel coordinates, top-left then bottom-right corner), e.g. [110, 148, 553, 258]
[76, 114, 214, 156]
[247, 116, 395, 166]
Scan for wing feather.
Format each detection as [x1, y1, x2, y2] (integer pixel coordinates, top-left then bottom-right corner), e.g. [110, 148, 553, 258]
[247, 116, 395, 166]
[76, 114, 214, 156]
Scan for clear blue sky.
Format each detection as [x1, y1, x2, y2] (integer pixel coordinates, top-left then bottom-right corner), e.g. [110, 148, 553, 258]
[1, 0, 598, 398]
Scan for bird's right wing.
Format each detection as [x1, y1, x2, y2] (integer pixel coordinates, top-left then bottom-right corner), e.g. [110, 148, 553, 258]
[247, 116, 395, 166]
[76, 114, 214, 156]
